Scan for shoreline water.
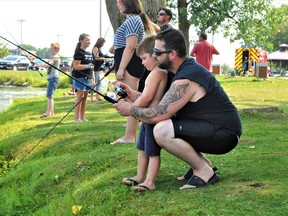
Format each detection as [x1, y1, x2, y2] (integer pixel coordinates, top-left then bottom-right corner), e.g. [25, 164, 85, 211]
[0, 85, 46, 112]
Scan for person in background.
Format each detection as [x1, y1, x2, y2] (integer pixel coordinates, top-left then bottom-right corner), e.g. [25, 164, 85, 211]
[113, 29, 242, 190]
[122, 36, 168, 191]
[156, 7, 173, 32]
[39, 43, 61, 118]
[109, 0, 145, 144]
[72, 33, 95, 123]
[190, 32, 220, 72]
[67, 60, 76, 95]
[91, 37, 106, 102]
[137, 8, 173, 93]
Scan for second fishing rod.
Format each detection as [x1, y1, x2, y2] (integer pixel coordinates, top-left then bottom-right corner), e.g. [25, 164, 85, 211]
[0, 36, 127, 103]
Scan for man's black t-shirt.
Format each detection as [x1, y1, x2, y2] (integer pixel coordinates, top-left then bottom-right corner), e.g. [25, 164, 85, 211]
[172, 58, 242, 136]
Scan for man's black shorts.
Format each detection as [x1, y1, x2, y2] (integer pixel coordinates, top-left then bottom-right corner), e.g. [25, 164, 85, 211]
[172, 119, 240, 154]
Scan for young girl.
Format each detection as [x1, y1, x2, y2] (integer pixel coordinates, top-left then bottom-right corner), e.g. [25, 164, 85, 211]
[72, 33, 95, 123]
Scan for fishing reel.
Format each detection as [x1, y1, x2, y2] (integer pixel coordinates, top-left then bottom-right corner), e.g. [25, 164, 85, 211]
[114, 85, 128, 99]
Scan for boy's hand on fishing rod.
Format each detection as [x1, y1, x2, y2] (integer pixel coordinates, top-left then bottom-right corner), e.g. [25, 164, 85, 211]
[115, 82, 140, 102]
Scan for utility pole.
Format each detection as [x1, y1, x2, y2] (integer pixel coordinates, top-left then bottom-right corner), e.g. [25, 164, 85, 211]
[17, 19, 25, 55]
[17, 19, 25, 45]
[99, 0, 102, 37]
[56, 34, 62, 43]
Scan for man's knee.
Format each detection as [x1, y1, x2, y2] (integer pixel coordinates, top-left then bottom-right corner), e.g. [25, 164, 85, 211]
[153, 120, 173, 147]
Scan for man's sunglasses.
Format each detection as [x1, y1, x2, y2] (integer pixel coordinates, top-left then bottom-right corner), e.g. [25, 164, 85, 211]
[153, 48, 172, 56]
[157, 12, 166, 16]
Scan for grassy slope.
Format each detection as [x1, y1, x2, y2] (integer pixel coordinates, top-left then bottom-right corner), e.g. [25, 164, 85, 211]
[0, 76, 288, 215]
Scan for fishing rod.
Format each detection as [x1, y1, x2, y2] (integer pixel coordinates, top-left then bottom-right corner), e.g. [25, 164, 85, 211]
[0, 21, 44, 77]
[0, 12, 123, 178]
[0, 64, 121, 178]
[0, 35, 121, 104]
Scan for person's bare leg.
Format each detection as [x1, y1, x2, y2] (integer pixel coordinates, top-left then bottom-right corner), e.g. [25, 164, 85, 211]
[134, 155, 160, 190]
[177, 153, 212, 180]
[42, 98, 53, 117]
[90, 91, 94, 101]
[112, 72, 139, 143]
[123, 150, 148, 185]
[74, 91, 84, 122]
[154, 120, 214, 188]
[49, 98, 54, 115]
[121, 116, 138, 141]
[80, 90, 88, 121]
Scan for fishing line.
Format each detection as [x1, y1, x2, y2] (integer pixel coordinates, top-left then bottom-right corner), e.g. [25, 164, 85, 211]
[0, 38, 117, 178]
[0, 12, 121, 178]
[0, 20, 44, 77]
[0, 36, 118, 103]
[0, 66, 118, 179]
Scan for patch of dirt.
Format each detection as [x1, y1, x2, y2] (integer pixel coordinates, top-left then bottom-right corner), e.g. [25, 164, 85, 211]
[249, 183, 265, 188]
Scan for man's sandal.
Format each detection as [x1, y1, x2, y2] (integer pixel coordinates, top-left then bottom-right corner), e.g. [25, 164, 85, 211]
[180, 173, 219, 190]
[177, 166, 218, 181]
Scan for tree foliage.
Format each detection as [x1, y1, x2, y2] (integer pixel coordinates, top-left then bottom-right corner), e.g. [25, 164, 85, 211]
[21, 44, 37, 51]
[0, 40, 10, 58]
[270, 5, 288, 50]
[36, 47, 50, 59]
[167, 0, 288, 51]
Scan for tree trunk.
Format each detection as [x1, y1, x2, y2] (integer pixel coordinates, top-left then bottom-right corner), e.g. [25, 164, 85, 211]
[142, 0, 166, 23]
[105, 0, 122, 33]
[177, 0, 190, 55]
[105, 0, 166, 33]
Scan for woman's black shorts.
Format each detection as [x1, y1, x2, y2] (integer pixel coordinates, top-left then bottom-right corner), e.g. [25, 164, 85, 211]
[114, 47, 144, 79]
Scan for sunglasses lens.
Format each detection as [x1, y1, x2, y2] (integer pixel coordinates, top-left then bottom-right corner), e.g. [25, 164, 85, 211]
[153, 49, 160, 56]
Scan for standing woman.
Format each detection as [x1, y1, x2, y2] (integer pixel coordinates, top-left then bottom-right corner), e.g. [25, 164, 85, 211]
[91, 37, 106, 102]
[39, 43, 61, 118]
[110, 0, 145, 144]
[72, 33, 95, 123]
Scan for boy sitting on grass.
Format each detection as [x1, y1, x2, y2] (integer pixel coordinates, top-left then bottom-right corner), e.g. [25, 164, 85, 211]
[120, 35, 168, 191]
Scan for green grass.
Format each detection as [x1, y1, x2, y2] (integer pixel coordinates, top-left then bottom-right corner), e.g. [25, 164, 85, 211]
[0, 75, 288, 215]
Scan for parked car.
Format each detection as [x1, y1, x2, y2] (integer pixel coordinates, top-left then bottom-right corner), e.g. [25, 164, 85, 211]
[269, 71, 281, 77]
[0, 55, 31, 71]
[28, 59, 48, 72]
[60, 61, 72, 72]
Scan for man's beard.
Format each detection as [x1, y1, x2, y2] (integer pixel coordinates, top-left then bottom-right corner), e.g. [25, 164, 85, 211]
[158, 58, 172, 70]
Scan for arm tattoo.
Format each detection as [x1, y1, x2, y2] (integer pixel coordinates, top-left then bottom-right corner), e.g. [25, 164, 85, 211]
[131, 82, 190, 121]
[161, 82, 190, 104]
[131, 104, 168, 121]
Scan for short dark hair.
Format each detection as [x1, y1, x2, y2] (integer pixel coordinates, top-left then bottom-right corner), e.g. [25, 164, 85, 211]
[137, 35, 155, 56]
[158, 8, 173, 21]
[199, 32, 207, 40]
[155, 29, 186, 58]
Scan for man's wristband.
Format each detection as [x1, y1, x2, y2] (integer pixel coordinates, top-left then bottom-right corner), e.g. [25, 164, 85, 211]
[85, 64, 89, 69]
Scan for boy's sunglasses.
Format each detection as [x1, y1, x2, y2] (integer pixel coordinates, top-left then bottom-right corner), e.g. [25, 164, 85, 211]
[153, 48, 172, 56]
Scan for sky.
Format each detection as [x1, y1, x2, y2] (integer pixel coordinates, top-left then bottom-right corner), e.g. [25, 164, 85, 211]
[0, 0, 287, 67]
[0, 0, 114, 59]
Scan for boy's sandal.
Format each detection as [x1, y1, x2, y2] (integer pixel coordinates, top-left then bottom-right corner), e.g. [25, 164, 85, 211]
[122, 178, 139, 187]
